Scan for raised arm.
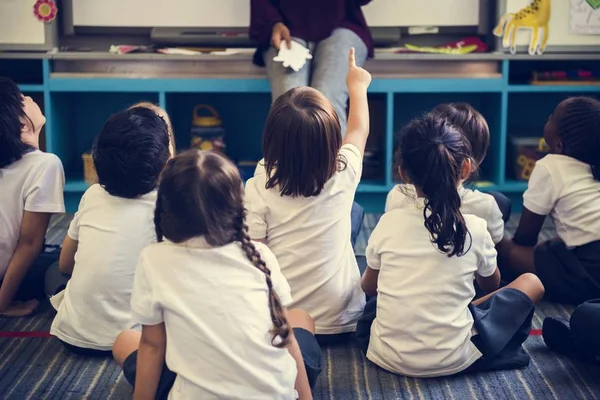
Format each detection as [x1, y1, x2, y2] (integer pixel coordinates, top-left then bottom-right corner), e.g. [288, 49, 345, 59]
[343, 48, 372, 155]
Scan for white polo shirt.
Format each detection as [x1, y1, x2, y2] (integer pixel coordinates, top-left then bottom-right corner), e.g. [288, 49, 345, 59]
[366, 205, 497, 377]
[386, 184, 504, 244]
[524, 154, 600, 248]
[50, 184, 157, 350]
[131, 239, 297, 400]
[0, 150, 65, 278]
[245, 144, 366, 334]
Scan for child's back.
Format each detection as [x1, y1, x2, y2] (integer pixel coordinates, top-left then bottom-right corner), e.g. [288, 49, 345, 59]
[247, 142, 365, 334]
[50, 107, 171, 351]
[367, 207, 494, 376]
[50, 184, 156, 349]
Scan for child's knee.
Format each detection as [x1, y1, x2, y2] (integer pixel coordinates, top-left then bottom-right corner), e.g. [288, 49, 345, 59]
[517, 273, 545, 303]
[287, 308, 315, 334]
[112, 330, 141, 366]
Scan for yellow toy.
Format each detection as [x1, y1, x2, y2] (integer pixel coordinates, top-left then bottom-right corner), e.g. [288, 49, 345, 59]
[494, 0, 551, 55]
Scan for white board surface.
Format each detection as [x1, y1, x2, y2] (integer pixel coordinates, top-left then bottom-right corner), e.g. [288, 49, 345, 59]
[504, 0, 600, 46]
[0, 0, 46, 45]
[71, 0, 480, 28]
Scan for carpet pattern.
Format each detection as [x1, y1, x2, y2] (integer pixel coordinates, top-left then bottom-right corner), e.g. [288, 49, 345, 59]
[0, 214, 597, 399]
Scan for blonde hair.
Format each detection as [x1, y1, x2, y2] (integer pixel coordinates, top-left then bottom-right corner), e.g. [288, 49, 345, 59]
[129, 102, 176, 153]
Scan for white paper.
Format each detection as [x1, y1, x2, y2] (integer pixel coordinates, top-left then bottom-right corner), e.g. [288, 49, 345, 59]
[273, 41, 313, 72]
[570, 0, 600, 35]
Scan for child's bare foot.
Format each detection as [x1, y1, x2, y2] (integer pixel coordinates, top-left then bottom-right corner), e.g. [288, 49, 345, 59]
[0, 299, 40, 317]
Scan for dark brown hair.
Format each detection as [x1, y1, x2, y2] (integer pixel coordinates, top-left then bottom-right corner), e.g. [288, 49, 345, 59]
[398, 114, 472, 257]
[262, 87, 346, 197]
[154, 150, 290, 347]
[432, 103, 489, 168]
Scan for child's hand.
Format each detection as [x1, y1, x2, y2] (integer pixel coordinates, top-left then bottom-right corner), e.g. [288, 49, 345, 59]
[0, 300, 40, 318]
[346, 47, 371, 93]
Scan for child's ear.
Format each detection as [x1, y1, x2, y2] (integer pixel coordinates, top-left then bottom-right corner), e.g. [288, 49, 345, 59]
[554, 139, 564, 154]
[460, 158, 472, 181]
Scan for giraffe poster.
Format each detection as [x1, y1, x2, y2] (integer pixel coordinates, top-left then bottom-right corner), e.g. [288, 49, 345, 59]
[570, 0, 600, 34]
[494, 0, 551, 55]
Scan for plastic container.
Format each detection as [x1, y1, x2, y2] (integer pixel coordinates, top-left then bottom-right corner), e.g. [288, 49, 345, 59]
[509, 137, 549, 181]
[190, 105, 226, 152]
[82, 153, 98, 184]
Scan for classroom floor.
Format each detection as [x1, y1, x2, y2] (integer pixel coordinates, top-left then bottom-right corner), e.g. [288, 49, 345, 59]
[0, 214, 598, 399]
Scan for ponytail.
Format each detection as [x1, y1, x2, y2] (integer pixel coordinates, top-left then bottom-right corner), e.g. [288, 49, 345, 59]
[421, 144, 470, 257]
[237, 208, 290, 348]
[399, 115, 472, 257]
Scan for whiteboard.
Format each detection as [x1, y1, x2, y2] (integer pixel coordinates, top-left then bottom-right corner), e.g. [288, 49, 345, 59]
[0, 0, 46, 45]
[504, 0, 600, 46]
[71, 0, 480, 28]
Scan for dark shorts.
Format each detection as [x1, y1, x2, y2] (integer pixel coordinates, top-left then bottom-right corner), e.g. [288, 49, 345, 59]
[356, 288, 535, 375]
[535, 238, 600, 304]
[123, 327, 323, 399]
[3, 245, 61, 301]
[60, 340, 112, 357]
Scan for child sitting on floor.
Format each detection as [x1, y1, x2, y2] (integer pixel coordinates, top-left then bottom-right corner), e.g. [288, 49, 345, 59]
[244, 49, 371, 344]
[357, 114, 544, 377]
[113, 150, 320, 399]
[47, 106, 172, 356]
[500, 97, 600, 304]
[386, 103, 508, 247]
[0, 77, 65, 318]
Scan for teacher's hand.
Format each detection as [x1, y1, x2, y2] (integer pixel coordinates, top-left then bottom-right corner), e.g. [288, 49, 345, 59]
[271, 22, 292, 50]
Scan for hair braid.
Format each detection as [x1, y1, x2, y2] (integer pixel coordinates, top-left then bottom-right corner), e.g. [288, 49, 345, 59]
[154, 193, 165, 243]
[237, 208, 290, 348]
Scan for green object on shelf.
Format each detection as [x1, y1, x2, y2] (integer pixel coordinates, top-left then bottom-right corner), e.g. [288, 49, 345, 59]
[404, 44, 478, 55]
[586, 0, 600, 10]
[474, 181, 494, 187]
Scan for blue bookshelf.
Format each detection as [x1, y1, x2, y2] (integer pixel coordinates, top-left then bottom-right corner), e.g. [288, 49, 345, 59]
[3, 55, 600, 213]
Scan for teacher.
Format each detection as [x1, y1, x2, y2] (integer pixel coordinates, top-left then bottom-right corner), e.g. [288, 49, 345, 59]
[250, 0, 374, 134]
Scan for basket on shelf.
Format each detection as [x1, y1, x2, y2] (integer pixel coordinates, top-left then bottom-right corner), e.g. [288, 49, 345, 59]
[82, 153, 98, 185]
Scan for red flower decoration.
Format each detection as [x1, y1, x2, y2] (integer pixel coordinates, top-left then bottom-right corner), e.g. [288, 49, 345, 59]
[33, 0, 57, 23]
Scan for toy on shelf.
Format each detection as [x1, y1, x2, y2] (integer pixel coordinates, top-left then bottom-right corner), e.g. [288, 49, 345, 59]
[531, 69, 600, 85]
[494, 0, 551, 55]
[510, 137, 549, 181]
[190, 105, 226, 153]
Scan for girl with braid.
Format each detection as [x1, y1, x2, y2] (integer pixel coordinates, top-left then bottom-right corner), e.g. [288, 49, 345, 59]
[357, 114, 544, 377]
[500, 97, 600, 304]
[112, 150, 321, 400]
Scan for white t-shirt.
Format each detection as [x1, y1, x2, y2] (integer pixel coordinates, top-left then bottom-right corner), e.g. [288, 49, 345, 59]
[366, 205, 497, 378]
[386, 184, 504, 244]
[50, 184, 157, 350]
[0, 150, 65, 278]
[524, 154, 600, 248]
[131, 239, 297, 400]
[245, 144, 366, 334]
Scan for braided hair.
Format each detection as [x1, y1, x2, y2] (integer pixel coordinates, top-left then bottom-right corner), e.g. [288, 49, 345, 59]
[554, 97, 600, 180]
[154, 150, 290, 347]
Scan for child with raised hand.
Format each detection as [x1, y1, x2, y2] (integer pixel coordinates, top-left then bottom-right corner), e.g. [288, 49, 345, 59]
[357, 114, 544, 377]
[47, 107, 172, 356]
[113, 150, 320, 400]
[500, 97, 600, 304]
[0, 77, 65, 317]
[386, 103, 508, 246]
[244, 48, 371, 344]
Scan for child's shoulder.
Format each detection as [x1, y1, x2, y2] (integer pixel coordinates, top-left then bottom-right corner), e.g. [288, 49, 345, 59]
[18, 150, 63, 171]
[385, 184, 417, 212]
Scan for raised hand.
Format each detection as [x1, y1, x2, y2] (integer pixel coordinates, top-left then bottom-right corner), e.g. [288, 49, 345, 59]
[346, 47, 371, 93]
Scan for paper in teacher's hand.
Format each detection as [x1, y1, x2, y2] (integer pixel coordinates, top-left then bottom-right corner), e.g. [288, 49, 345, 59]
[273, 41, 312, 72]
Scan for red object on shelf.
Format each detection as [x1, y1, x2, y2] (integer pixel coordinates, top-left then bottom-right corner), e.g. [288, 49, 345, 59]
[33, 0, 57, 23]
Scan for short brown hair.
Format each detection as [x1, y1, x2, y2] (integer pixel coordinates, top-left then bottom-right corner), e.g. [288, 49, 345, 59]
[432, 103, 490, 167]
[262, 87, 345, 197]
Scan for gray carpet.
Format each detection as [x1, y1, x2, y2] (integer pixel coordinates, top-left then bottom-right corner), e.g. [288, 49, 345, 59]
[0, 214, 597, 399]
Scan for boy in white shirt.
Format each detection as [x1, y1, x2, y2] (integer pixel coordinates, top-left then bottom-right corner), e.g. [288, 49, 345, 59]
[501, 97, 600, 304]
[48, 106, 172, 355]
[245, 49, 371, 344]
[386, 103, 508, 245]
[0, 77, 65, 318]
